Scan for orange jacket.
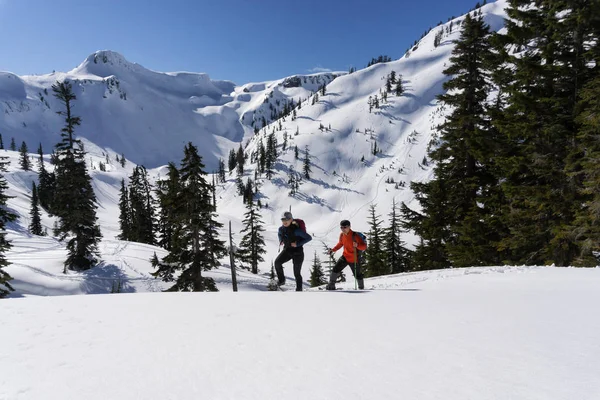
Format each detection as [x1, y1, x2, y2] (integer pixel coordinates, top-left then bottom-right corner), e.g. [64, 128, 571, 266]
[332, 229, 367, 263]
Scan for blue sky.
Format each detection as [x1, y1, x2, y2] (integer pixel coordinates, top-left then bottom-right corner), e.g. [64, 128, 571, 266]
[0, 0, 487, 84]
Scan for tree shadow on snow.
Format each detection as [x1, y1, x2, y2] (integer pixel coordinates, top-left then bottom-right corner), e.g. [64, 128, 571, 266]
[79, 262, 135, 294]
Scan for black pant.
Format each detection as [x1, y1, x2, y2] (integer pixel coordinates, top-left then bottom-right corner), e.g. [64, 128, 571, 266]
[333, 256, 364, 279]
[274, 247, 304, 289]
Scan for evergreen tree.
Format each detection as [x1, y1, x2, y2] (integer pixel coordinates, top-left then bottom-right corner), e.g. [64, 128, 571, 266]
[383, 199, 409, 273]
[236, 143, 245, 176]
[51, 80, 101, 272]
[117, 179, 132, 241]
[128, 166, 155, 244]
[19, 141, 31, 171]
[494, 1, 599, 265]
[237, 201, 266, 274]
[155, 162, 180, 251]
[395, 76, 404, 96]
[218, 158, 226, 183]
[28, 182, 44, 236]
[0, 134, 3, 149]
[120, 153, 126, 167]
[294, 145, 299, 160]
[228, 148, 237, 173]
[303, 145, 312, 180]
[364, 204, 387, 277]
[568, 74, 600, 265]
[9, 137, 16, 151]
[36, 144, 55, 212]
[402, 13, 500, 269]
[0, 155, 17, 298]
[157, 143, 224, 292]
[309, 251, 326, 287]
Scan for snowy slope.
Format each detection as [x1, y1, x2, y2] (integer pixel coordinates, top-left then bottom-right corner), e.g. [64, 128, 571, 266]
[2, 266, 600, 400]
[1, 1, 518, 297]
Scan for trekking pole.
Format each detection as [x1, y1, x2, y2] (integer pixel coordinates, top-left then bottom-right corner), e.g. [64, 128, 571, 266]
[354, 245, 358, 290]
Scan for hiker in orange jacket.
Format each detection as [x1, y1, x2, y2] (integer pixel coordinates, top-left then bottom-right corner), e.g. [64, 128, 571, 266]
[326, 219, 367, 290]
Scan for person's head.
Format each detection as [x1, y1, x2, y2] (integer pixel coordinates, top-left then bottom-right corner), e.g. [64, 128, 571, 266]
[281, 211, 293, 227]
[340, 219, 351, 233]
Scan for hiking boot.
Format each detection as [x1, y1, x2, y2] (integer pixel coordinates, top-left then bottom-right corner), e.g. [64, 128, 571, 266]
[357, 278, 364, 290]
[277, 279, 286, 286]
[326, 272, 340, 290]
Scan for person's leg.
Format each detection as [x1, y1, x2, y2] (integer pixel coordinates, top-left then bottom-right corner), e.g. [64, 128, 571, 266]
[274, 250, 293, 284]
[292, 250, 305, 291]
[326, 257, 348, 290]
[354, 262, 365, 289]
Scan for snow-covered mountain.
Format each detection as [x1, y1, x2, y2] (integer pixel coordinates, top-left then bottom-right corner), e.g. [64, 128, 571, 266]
[2, 0, 510, 296]
[0, 50, 341, 171]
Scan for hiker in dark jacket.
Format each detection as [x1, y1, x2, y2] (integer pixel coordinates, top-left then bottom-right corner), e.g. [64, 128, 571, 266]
[275, 211, 312, 291]
[327, 219, 367, 290]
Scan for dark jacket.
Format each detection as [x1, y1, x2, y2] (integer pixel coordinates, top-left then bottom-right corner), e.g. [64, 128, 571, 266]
[278, 220, 312, 249]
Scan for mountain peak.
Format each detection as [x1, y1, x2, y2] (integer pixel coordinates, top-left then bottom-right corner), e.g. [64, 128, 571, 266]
[74, 50, 145, 77]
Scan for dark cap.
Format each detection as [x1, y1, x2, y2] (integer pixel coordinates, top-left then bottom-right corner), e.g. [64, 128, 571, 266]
[340, 220, 350, 227]
[281, 211, 293, 221]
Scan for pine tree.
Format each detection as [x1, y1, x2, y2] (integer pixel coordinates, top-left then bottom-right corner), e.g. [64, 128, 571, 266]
[402, 13, 500, 269]
[9, 137, 16, 151]
[494, 1, 599, 265]
[158, 142, 224, 292]
[383, 199, 409, 273]
[155, 162, 180, 251]
[218, 158, 226, 183]
[294, 145, 299, 160]
[0, 134, 3, 150]
[303, 145, 312, 180]
[236, 143, 245, 176]
[117, 179, 132, 241]
[568, 73, 600, 265]
[237, 201, 266, 274]
[127, 166, 155, 244]
[19, 141, 31, 171]
[36, 144, 55, 212]
[395, 76, 404, 96]
[228, 148, 237, 173]
[120, 153, 126, 167]
[28, 182, 44, 236]
[0, 155, 17, 298]
[364, 204, 387, 277]
[51, 80, 101, 272]
[309, 251, 326, 287]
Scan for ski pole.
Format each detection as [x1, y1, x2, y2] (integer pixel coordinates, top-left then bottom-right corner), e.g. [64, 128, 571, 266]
[354, 245, 358, 290]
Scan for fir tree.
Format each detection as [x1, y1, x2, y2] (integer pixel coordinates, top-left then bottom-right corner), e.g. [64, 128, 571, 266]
[127, 166, 155, 244]
[303, 145, 312, 180]
[51, 80, 101, 272]
[28, 182, 44, 236]
[383, 199, 409, 273]
[395, 76, 404, 96]
[120, 153, 126, 167]
[236, 143, 245, 176]
[309, 251, 326, 287]
[36, 144, 55, 212]
[155, 162, 180, 251]
[228, 148, 237, 173]
[494, 0, 599, 265]
[364, 204, 387, 277]
[0, 134, 3, 150]
[19, 141, 31, 171]
[402, 13, 500, 269]
[117, 179, 132, 241]
[218, 158, 226, 183]
[9, 137, 16, 151]
[0, 155, 17, 298]
[237, 201, 266, 274]
[158, 142, 224, 292]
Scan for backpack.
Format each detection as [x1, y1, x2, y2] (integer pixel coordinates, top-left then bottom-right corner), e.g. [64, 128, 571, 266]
[353, 231, 367, 264]
[293, 218, 307, 233]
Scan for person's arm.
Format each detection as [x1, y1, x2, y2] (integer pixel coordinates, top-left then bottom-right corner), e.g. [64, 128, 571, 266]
[331, 234, 343, 252]
[278, 226, 284, 245]
[294, 229, 312, 247]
